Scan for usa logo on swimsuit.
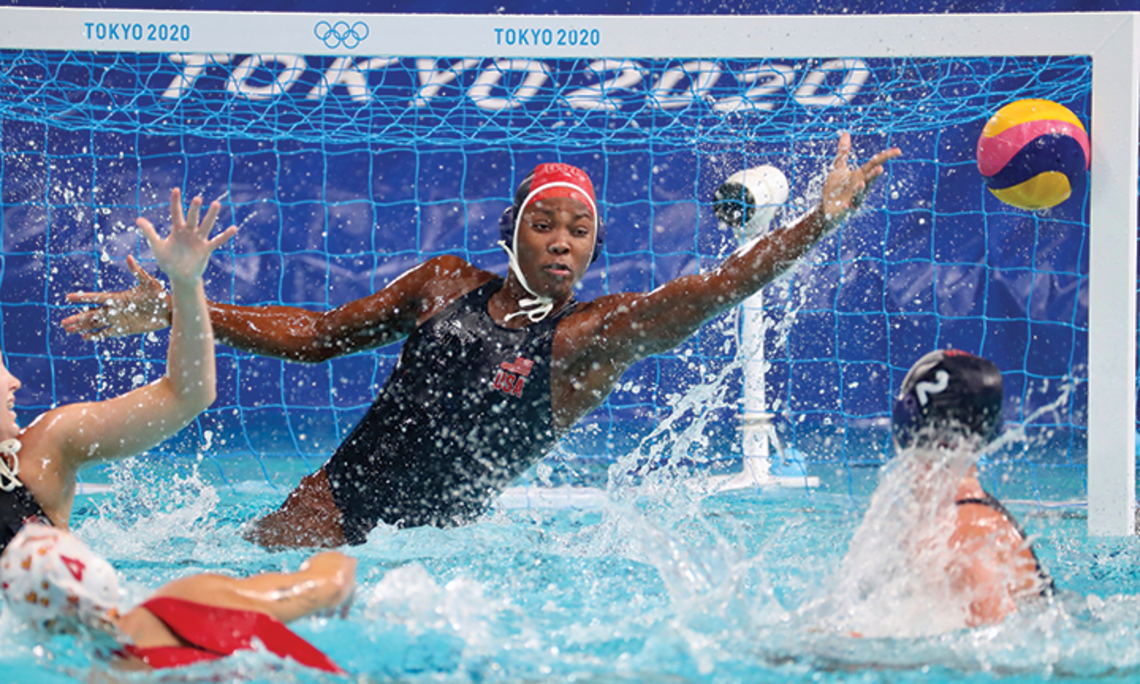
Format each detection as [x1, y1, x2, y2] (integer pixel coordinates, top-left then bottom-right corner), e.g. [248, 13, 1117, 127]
[494, 357, 534, 398]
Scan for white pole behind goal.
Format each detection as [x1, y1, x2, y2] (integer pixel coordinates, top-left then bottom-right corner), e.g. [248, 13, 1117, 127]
[0, 8, 1135, 533]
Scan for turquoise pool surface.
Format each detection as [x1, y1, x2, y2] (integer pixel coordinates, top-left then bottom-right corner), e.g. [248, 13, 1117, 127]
[1, 456, 1137, 684]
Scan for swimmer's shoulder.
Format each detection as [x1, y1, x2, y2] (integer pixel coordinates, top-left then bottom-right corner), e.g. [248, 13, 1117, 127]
[953, 498, 1025, 552]
[11, 414, 74, 516]
[955, 499, 1008, 528]
[558, 292, 648, 338]
[17, 410, 71, 463]
[553, 293, 648, 366]
[408, 255, 500, 320]
[954, 497, 1048, 598]
[561, 292, 641, 323]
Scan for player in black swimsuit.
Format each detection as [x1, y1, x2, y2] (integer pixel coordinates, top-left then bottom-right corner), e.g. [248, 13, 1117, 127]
[63, 136, 901, 547]
[324, 276, 577, 541]
[892, 349, 1054, 624]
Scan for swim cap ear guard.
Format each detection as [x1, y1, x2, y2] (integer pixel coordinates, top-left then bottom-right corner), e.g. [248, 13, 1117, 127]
[1, 524, 121, 633]
[891, 349, 1004, 451]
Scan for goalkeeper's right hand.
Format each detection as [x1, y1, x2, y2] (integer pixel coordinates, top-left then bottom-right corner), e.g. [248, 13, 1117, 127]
[62, 255, 172, 340]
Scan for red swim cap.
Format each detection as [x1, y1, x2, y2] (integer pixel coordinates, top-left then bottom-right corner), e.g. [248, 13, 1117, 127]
[525, 162, 597, 209]
[498, 163, 605, 263]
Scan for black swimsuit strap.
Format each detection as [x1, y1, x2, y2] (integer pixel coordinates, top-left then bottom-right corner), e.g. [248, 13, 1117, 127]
[955, 492, 1027, 539]
[0, 484, 52, 552]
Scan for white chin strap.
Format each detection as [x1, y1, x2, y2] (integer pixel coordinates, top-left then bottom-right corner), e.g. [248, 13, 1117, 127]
[501, 181, 597, 324]
[499, 239, 556, 323]
[0, 438, 23, 492]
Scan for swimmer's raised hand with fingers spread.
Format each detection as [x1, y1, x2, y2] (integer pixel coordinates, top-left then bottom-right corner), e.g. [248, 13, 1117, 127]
[0, 189, 236, 552]
[61, 134, 900, 548]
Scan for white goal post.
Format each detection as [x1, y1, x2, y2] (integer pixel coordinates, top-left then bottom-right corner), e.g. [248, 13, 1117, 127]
[0, 9, 1135, 535]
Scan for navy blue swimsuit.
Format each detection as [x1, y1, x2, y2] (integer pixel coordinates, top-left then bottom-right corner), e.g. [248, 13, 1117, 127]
[325, 278, 576, 543]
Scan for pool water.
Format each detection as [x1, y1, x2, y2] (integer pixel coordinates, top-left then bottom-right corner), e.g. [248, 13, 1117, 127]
[2, 453, 1138, 684]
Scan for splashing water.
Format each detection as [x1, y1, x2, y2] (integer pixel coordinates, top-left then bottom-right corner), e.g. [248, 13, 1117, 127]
[5, 342, 1138, 682]
[806, 448, 978, 639]
[3, 440, 1137, 683]
[799, 377, 1084, 641]
[605, 311, 745, 520]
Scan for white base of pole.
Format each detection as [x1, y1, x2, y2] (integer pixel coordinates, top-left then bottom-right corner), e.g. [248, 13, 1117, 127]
[709, 411, 820, 491]
[707, 459, 820, 491]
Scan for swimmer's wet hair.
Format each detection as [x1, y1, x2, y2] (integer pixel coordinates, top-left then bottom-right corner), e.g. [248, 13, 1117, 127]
[891, 349, 1004, 450]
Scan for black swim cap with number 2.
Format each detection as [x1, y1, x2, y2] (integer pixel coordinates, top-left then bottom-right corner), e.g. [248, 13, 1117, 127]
[891, 349, 1004, 450]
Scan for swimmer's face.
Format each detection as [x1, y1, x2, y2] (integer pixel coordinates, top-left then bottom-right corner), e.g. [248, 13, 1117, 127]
[0, 359, 21, 440]
[515, 195, 596, 301]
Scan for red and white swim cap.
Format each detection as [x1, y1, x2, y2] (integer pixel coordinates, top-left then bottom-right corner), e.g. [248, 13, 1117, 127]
[495, 162, 604, 323]
[522, 162, 597, 210]
[1, 524, 120, 630]
[498, 163, 604, 263]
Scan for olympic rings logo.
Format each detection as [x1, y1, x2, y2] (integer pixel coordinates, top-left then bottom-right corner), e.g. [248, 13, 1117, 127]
[314, 20, 370, 50]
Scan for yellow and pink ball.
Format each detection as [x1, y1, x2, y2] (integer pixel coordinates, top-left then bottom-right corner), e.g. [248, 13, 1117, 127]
[976, 99, 1090, 210]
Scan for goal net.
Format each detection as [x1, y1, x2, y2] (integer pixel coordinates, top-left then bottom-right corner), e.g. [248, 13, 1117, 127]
[0, 10, 1133, 532]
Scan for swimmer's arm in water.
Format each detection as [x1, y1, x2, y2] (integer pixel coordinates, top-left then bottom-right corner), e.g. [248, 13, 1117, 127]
[150, 551, 358, 624]
[569, 134, 900, 366]
[64, 254, 489, 363]
[28, 190, 235, 470]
